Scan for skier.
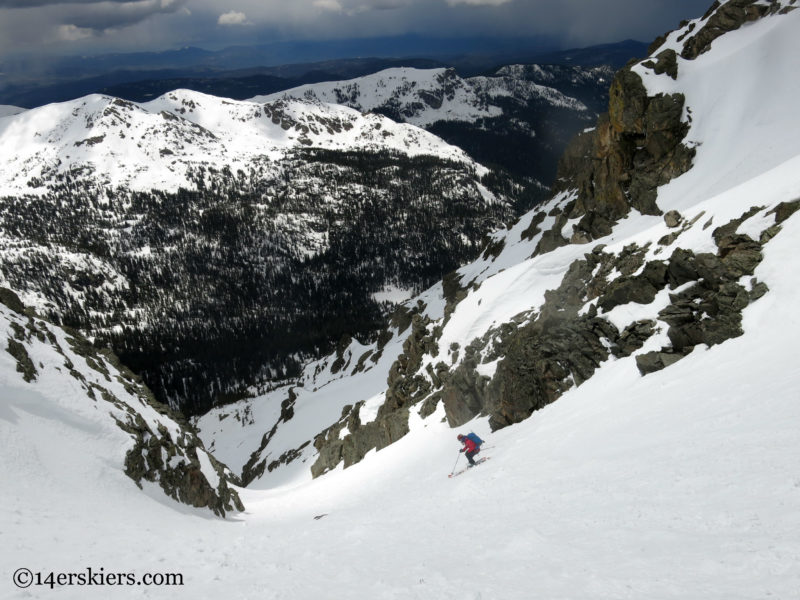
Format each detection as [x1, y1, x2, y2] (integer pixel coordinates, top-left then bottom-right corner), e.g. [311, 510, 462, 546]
[457, 433, 482, 467]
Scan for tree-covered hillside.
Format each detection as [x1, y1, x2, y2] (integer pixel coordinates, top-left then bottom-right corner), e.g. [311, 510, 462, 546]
[0, 149, 513, 414]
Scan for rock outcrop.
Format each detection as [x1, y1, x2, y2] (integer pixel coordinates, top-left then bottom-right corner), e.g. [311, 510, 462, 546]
[550, 66, 694, 243]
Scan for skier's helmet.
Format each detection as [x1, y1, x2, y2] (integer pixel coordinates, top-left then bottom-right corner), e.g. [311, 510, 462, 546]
[457, 434, 464, 441]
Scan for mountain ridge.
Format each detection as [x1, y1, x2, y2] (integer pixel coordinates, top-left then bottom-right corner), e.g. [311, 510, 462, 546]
[253, 63, 611, 195]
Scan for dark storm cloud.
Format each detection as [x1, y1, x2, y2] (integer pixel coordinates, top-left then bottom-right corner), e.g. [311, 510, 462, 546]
[62, 0, 188, 30]
[0, 0, 714, 60]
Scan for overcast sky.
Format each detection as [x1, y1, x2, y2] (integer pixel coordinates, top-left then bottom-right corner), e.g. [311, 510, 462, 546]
[0, 0, 712, 59]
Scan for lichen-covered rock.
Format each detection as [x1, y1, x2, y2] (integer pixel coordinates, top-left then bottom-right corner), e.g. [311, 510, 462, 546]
[483, 313, 620, 430]
[635, 351, 685, 374]
[642, 49, 679, 80]
[310, 404, 410, 478]
[771, 198, 800, 224]
[598, 277, 660, 313]
[307, 311, 442, 477]
[609, 69, 649, 134]
[441, 349, 490, 427]
[614, 320, 658, 357]
[383, 314, 439, 416]
[120, 414, 244, 516]
[635, 211, 771, 375]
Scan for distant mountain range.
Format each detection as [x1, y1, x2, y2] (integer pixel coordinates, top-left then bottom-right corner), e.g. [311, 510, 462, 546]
[0, 39, 648, 109]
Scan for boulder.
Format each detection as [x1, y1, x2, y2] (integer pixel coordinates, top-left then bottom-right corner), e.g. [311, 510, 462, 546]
[636, 351, 685, 375]
[664, 210, 683, 228]
[598, 277, 660, 313]
[0, 287, 25, 315]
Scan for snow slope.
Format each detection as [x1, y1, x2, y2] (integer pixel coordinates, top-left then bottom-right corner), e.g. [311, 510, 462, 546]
[202, 0, 800, 496]
[4, 214, 799, 599]
[0, 293, 242, 521]
[198, 327, 408, 487]
[4, 3, 800, 599]
[634, 2, 800, 214]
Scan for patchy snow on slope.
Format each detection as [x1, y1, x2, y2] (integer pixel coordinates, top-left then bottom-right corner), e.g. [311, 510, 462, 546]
[196, 324, 409, 486]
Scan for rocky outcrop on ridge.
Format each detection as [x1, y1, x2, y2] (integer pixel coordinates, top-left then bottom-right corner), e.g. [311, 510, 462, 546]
[548, 66, 694, 244]
[308, 199, 797, 479]
[650, 0, 797, 59]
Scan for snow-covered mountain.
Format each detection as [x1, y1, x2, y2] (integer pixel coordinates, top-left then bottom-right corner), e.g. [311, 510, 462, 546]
[0, 104, 24, 118]
[252, 66, 591, 128]
[0, 64, 610, 415]
[255, 64, 613, 196]
[4, 1, 800, 598]
[0, 89, 515, 414]
[0, 90, 476, 196]
[193, 3, 800, 595]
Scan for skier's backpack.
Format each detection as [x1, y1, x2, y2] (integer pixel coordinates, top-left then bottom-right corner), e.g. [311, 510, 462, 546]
[466, 432, 484, 447]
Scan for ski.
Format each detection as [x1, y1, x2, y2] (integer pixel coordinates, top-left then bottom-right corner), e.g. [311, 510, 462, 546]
[448, 456, 490, 478]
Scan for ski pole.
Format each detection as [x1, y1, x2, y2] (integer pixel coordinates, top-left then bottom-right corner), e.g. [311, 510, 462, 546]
[450, 450, 461, 476]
